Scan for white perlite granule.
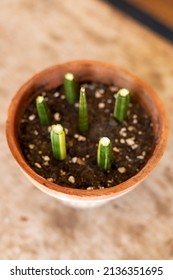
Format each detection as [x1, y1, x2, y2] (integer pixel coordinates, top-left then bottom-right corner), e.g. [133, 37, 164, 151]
[95, 90, 102, 98]
[60, 169, 66, 176]
[113, 147, 120, 152]
[118, 167, 126, 173]
[131, 144, 138, 150]
[65, 128, 69, 134]
[68, 176, 75, 184]
[42, 155, 50, 161]
[28, 114, 35, 121]
[128, 126, 135, 131]
[137, 155, 144, 159]
[119, 127, 127, 137]
[34, 130, 38, 135]
[98, 102, 105, 109]
[34, 163, 42, 169]
[108, 179, 113, 184]
[126, 137, 135, 146]
[133, 119, 138, 124]
[98, 88, 104, 94]
[47, 178, 54, 182]
[54, 112, 61, 121]
[137, 151, 146, 159]
[78, 135, 86, 142]
[28, 144, 35, 149]
[87, 187, 94, 190]
[72, 157, 77, 163]
[107, 99, 112, 104]
[126, 155, 132, 162]
[120, 139, 125, 144]
[74, 134, 79, 139]
[75, 103, 79, 108]
[54, 92, 60, 98]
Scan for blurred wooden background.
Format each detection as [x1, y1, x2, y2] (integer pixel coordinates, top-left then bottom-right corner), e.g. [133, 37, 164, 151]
[129, 0, 173, 27]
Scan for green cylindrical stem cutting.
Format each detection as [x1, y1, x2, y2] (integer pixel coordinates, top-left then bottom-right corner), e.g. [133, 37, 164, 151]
[97, 137, 112, 170]
[50, 124, 66, 160]
[36, 96, 50, 125]
[114, 88, 130, 122]
[78, 87, 89, 133]
[64, 73, 77, 104]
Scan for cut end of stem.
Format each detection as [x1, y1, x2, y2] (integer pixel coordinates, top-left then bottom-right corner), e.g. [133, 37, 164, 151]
[51, 124, 64, 134]
[99, 137, 111, 147]
[119, 88, 129, 97]
[64, 72, 74, 81]
[36, 96, 44, 103]
[80, 87, 85, 95]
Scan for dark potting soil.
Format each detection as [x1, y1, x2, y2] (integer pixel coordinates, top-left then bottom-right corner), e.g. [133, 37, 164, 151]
[19, 82, 154, 190]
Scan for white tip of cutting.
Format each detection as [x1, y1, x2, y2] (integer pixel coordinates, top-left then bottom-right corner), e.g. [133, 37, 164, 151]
[51, 124, 63, 134]
[80, 87, 86, 94]
[119, 88, 129, 97]
[100, 137, 111, 146]
[65, 72, 74, 81]
[36, 96, 44, 103]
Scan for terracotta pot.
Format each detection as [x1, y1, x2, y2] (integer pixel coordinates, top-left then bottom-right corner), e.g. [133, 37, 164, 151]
[6, 60, 168, 208]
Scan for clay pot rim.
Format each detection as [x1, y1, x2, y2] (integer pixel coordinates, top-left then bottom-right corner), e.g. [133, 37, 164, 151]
[6, 60, 169, 199]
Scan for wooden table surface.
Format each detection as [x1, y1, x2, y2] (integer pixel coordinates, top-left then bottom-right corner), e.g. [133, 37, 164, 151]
[0, 0, 173, 260]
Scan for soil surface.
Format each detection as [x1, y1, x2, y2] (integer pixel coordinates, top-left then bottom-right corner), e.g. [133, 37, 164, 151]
[19, 82, 154, 190]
